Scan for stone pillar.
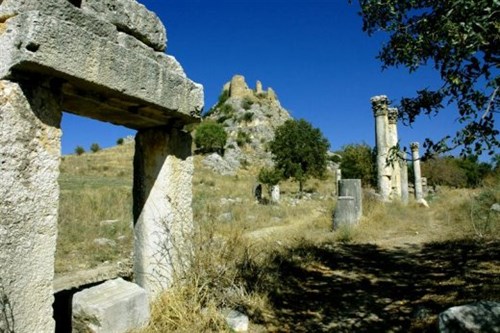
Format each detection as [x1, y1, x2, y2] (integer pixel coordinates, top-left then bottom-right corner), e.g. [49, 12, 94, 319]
[410, 142, 424, 201]
[371, 95, 391, 201]
[334, 168, 342, 196]
[387, 108, 401, 199]
[399, 156, 409, 205]
[270, 185, 280, 204]
[338, 179, 362, 221]
[0, 79, 62, 333]
[333, 197, 356, 230]
[133, 127, 194, 299]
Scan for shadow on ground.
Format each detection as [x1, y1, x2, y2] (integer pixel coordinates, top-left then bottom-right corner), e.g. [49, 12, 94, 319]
[243, 239, 500, 332]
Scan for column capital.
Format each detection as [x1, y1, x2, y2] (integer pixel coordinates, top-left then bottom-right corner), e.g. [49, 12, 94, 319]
[370, 95, 389, 117]
[388, 107, 399, 124]
[410, 142, 420, 151]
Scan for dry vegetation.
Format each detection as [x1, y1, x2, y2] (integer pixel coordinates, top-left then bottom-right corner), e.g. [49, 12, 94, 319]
[58, 141, 499, 332]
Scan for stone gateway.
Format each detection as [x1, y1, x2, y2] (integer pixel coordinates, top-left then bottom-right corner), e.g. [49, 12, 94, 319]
[0, 0, 203, 332]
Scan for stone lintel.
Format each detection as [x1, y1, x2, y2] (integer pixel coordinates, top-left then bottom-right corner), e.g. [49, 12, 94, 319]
[0, 12, 203, 129]
[0, 0, 166, 51]
[81, 0, 167, 52]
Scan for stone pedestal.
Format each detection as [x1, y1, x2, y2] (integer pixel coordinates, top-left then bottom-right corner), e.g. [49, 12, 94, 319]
[0, 79, 62, 333]
[338, 179, 362, 221]
[333, 196, 357, 229]
[133, 128, 194, 298]
[411, 142, 424, 201]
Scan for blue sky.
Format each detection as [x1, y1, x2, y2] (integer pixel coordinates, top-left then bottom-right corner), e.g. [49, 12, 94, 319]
[61, 0, 475, 158]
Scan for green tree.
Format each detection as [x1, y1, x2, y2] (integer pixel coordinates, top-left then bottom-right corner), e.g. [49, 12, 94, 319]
[338, 143, 376, 187]
[269, 119, 330, 192]
[194, 121, 228, 154]
[353, 0, 499, 157]
[74, 146, 85, 155]
[258, 167, 282, 187]
[90, 143, 101, 153]
[422, 156, 468, 188]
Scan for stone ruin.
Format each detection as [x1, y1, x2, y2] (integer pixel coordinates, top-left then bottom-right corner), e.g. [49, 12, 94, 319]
[222, 74, 277, 101]
[371, 95, 426, 204]
[0, 0, 203, 331]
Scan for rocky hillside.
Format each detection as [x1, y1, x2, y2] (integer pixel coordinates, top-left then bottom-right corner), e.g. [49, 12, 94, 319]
[201, 75, 291, 174]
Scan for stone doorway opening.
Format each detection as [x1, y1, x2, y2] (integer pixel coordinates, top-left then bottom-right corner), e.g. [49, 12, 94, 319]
[0, 0, 203, 330]
[53, 114, 136, 331]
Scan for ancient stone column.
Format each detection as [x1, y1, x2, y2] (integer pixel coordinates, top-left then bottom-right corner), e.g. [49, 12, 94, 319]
[399, 155, 409, 205]
[410, 142, 424, 201]
[387, 108, 401, 199]
[371, 95, 391, 201]
[270, 185, 280, 204]
[133, 127, 194, 298]
[0, 79, 62, 333]
[338, 179, 363, 221]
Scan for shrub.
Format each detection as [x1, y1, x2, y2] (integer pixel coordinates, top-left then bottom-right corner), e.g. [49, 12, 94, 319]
[242, 112, 254, 123]
[241, 97, 254, 110]
[116, 138, 124, 145]
[218, 89, 230, 105]
[90, 143, 101, 153]
[75, 146, 85, 155]
[219, 103, 234, 116]
[258, 167, 282, 187]
[236, 131, 251, 147]
[194, 121, 228, 154]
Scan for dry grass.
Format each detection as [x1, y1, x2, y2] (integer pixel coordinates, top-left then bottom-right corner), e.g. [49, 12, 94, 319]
[56, 144, 134, 274]
[57, 142, 499, 332]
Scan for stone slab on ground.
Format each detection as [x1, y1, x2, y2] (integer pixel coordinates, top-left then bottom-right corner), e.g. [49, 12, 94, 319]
[72, 278, 149, 333]
[439, 301, 500, 333]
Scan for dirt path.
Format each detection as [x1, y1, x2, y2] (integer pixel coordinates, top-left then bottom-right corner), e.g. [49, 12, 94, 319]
[243, 204, 500, 332]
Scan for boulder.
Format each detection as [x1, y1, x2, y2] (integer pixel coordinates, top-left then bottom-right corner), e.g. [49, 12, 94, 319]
[438, 301, 500, 333]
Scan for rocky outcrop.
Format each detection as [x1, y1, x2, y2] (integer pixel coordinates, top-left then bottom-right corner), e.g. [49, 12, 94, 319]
[203, 75, 291, 173]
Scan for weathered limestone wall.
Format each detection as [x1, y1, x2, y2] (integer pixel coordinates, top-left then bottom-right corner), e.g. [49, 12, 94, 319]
[133, 128, 194, 298]
[229, 75, 251, 98]
[223, 75, 277, 101]
[0, 79, 62, 333]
